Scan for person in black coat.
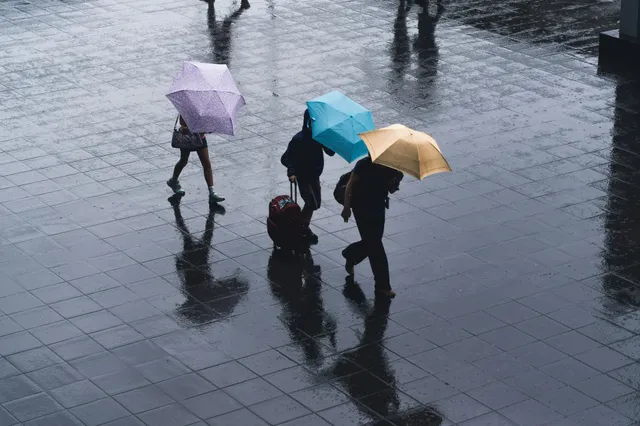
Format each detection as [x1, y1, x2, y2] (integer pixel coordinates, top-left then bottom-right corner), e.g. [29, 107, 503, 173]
[281, 109, 335, 244]
[341, 157, 404, 298]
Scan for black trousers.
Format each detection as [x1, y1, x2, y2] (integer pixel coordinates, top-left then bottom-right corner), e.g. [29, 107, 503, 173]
[342, 207, 390, 290]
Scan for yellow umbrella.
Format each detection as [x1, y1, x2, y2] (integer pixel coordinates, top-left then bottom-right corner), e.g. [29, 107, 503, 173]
[359, 124, 452, 180]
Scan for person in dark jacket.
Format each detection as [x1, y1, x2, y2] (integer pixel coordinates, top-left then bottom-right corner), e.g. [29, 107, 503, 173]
[281, 109, 335, 244]
[341, 156, 403, 299]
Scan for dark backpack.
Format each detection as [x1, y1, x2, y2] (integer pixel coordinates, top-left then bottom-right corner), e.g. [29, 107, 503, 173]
[333, 172, 351, 205]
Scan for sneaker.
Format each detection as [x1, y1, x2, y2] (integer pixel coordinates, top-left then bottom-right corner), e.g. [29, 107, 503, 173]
[209, 191, 225, 203]
[167, 178, 185, 195]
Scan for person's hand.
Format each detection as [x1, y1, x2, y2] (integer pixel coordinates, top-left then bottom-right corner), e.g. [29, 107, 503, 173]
[341, 207, 351, 223]
[289, 175, 296, 183]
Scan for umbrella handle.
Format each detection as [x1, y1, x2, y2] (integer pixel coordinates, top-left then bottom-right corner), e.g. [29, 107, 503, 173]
[290, 179, 297, 204]
[173, 115, 180, 130]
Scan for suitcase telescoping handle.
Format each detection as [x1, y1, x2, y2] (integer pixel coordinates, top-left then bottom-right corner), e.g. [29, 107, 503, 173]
[290, 179, 297, 204]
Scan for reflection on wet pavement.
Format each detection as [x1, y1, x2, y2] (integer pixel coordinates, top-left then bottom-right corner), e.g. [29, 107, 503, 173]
[0, 0, 639, 424]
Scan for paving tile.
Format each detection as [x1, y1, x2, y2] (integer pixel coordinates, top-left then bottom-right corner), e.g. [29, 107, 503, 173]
[459, 412, 517, 425]
[567, 404, 634, 426]
[7, 346, 63, 373]
[0, 374, 42, 404]
[416, 320, 472, 346]
[486, 301, 540, 324]
[444, 336, 503, 362]
[50, 380, 107, 408]
[101, 417, 146, 426]
[90, 324, 144, 349]
[466, 380, 529, 410]
[545, 330, 602, 355]
[70, 398, 130, 426]
[575, 346, 635, 373]
[317, 402, 380, 426]
[290, 384, 350, 412]
[130, 355, 189, 384]
[30, 320, 84, 345]
[514, 315, 570, 339]
[49, 336, 104, 361]
[0, 292, 44, 315]
[276, 414, 332, 426]
[436, 393, 492, 423]
[27, 363, 84, 391]
[93, 368, 151, 395]
[435, 363, 497, 392]
[537, 385, 599, 416]
[605, 392, 640, 422]
[207, 408, 269, 426]
[137, 403, 200, 426]
[399, 375, 458, 404]
[479, 326, 537, 351]
[224, 377, 284, 406]
[181, 390, 241, 419]
[0, 358, 20, 380]
[578, 320, 635, 345]
[503, 369, 565, 398]
[70, 310, 123, 334]
[610, 336, 640, 360]
[113, 385, 174, 414]
[389, 307, 439, 331]
[3, 392, 63, 422]
[499, 398, 564, 426]
[0, 331, 42, 356]
[407, 347, 468, 375]
[156, 373, 215, 401]
[541, 357, 601, 385]
[201, 360, 258, 389]
[608, 363, 640, 390]
[574, 374, 634, 403]
[70, 352, 128, 379]
[547, 306, 597, 329]
[32, 283, 82, 305]
[238, 349, 297, 376]
[452, 311, 507, 334]
[508, 341, 568, 367]
[383, 332, 437, 357]
[248, 394, 311, 424]
[23, 411, 83, 426]
[50, 296, 102, 319]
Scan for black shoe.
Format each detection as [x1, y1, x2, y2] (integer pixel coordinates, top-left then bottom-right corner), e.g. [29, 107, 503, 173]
[168, 194, 182, 207]
[210, 204, 227, 215]
[302, 229, 319, 245]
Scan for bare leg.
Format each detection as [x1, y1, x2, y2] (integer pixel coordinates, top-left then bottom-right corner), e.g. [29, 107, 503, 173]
[196, 148, 214, 188]
[173, 150, 190, 179]
[168, 150, 190, 194]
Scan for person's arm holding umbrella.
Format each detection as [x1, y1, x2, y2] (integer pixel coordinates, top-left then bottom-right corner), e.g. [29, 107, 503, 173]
[322, 146, 335, 157]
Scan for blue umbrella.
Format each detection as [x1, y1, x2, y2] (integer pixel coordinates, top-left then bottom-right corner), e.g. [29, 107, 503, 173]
[306, 91, 375, 163]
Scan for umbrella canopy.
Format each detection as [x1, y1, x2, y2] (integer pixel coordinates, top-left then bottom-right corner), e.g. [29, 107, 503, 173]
[166, 61, 245, 135]
[306, 91, 374, 163]
[359, 124, 451, 180]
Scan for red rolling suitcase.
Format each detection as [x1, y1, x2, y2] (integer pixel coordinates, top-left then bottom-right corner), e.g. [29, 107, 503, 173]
[267, 181, 306, 252]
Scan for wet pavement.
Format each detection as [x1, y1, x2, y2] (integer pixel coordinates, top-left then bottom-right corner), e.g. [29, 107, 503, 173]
[0, 0, 639, 425]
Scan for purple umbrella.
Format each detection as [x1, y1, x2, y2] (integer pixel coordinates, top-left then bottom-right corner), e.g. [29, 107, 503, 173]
[166, 61, 245, 135]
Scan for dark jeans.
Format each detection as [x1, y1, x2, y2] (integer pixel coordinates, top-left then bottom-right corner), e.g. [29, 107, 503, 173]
[342, 207, 390, 291]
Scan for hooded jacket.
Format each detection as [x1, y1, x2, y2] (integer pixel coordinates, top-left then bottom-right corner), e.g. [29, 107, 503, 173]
[281, 110, 335, 180]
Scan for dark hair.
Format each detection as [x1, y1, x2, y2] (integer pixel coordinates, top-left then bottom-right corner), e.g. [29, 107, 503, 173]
[303, 110, 312, 136]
